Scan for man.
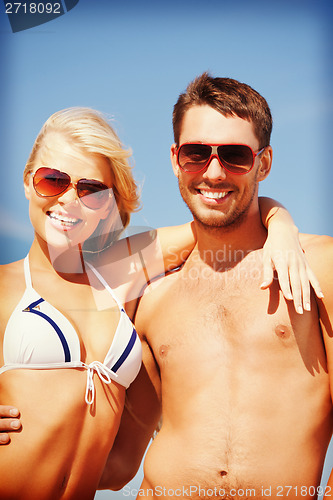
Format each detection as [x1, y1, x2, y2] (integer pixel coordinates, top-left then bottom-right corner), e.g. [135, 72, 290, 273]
[100, 73, 333, 499]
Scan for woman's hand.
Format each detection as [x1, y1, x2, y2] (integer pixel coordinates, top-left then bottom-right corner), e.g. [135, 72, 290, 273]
[261, 217, 323, 314]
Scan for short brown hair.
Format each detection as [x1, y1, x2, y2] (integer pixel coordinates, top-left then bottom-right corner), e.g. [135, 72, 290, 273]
[173, 72, 272, 148]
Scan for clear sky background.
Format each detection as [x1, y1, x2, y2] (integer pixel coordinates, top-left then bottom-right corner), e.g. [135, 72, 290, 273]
[0, 0, 332, 498]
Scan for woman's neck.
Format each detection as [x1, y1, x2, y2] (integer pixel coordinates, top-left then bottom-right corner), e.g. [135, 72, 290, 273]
[29, 236, 86, 278]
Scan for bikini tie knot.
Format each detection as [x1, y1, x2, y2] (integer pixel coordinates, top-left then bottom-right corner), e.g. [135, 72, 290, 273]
[85, 360, 118, 405]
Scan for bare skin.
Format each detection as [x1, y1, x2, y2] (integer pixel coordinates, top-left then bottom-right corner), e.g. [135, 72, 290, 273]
[99, 106, 333, 500]
[0, 247, 127, 499]
[134, 234, 333, 500]
[0, 206, 315, 500]
[0, 135, 199, 500]
[0, 219, 317, 499]
[0, 117, 325, 499]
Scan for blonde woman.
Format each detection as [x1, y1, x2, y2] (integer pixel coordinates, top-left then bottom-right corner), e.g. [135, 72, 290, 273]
[0, 108, 319, 499]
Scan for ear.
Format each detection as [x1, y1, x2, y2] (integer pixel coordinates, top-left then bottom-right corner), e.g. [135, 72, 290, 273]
[170, 144, 180, 178]
[257, 146, 273, 182]
[24, 173, 32, 200]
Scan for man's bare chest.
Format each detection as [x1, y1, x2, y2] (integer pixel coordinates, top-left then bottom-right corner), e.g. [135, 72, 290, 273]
[145, 272, 324, 378]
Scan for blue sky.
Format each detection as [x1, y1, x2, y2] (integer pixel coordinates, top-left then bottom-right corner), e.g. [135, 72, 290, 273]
[0, 0, 332, 497]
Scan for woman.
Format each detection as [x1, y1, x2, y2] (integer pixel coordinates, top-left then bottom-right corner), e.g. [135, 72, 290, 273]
[0, 108, 320, 499]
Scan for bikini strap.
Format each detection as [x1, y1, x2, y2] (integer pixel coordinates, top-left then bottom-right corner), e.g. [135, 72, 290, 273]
[23, 255, 33, 289]
[85, 262, 124, 311]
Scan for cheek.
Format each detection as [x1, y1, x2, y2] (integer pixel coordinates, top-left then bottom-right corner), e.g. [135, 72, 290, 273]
[28, 193, 47, 221]
[177, 172, 195, 190]
[82, 210, 108, 237]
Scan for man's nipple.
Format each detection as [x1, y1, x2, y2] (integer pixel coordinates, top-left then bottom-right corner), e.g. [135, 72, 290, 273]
[275, 324, 291, 339]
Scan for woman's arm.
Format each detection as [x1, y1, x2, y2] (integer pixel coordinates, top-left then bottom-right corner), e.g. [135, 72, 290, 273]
[100, 197, 321, 309]
[156, 221, 196, 272]
[156, 198, 322, 312]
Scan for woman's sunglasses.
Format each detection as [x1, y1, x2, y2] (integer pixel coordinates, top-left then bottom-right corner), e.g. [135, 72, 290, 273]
[177, 143, 265, 175]
[32, 167, 111, 210]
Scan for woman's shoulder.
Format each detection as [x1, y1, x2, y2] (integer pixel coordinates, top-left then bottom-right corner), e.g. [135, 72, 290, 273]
[0, 259, 26, 291]
[0, 259, 26, 332]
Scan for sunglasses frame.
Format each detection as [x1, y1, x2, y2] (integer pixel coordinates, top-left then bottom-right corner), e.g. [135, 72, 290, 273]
[32, 167, 111, 210]
[176, 143, 265, 175]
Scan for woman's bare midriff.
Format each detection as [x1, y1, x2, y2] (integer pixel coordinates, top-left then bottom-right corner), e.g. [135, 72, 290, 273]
[0, 368, 125, 500]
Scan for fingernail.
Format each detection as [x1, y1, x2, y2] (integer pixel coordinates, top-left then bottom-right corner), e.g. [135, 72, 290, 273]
[0, 434, 8, 443]
[297, 306, 303, 314]
[11, 420, 20, 429]
[318, 292, 324, 299]
[304, 303, 311, 311]
[9, 408, 18, 417]
[260, 282, 267, 289]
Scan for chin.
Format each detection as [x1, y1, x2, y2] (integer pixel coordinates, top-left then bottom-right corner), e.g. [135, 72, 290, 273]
[191, 204, 249, 231]
[45, 221, 97, 249]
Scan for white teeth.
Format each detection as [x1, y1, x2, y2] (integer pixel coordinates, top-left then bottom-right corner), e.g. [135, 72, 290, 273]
[200, 190, 228, 199]
[48, 212, 80, 225]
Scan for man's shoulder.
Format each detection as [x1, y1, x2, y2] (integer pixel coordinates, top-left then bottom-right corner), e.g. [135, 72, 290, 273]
[300, 233, 333, 257]
[300, 234, 333, 293]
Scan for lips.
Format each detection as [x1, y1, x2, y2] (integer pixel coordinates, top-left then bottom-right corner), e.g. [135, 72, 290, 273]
[197, 188, 232, 204]
[47, 211, 82, 230]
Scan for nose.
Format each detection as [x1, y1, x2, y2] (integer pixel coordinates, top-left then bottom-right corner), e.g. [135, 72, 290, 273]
[57, 184, 79, 205]
[202, 155, 227, 182]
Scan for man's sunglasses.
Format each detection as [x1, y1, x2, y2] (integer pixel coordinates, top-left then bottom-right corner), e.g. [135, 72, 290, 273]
[176, 143, 265, 175]
[32, 167, 111, 210]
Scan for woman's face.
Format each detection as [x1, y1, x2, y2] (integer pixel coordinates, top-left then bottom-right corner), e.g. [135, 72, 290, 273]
[24, 132, 114, 252]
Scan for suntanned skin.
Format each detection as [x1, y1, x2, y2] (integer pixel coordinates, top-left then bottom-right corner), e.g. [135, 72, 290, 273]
[0, 222, 201, 499]
[0, 139, 128, 500]
[0, 136, 198, 500]
[0, 205, 314, 499]
[0, 113, 325, 499]
[100, 105, 333, 500]
[135, 234, 333, 500]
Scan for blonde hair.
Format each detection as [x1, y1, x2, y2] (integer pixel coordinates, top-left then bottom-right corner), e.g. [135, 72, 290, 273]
[24, 107, 140, 253]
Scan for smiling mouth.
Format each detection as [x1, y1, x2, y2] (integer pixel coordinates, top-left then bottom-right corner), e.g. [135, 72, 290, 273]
[47, 211, 82, 229]
[197, 189, 232, 201]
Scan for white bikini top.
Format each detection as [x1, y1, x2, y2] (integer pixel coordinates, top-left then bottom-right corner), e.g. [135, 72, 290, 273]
[0, 256, 142, 404]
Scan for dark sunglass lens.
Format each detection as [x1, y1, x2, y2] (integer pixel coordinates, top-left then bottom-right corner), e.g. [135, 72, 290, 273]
[178, 144, 211, 171]
[33, 168, 70, 196]
[77, 180, 110, 209]
[218, 145, 253, 174]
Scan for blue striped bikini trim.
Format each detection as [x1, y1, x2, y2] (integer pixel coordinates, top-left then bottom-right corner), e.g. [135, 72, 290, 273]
[111, 328, 137, 372]
[23, 298, 71, 362]
[22, 301, 137, 372]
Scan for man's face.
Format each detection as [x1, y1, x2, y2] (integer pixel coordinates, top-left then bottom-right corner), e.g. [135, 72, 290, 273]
[171, 105, 271, 231]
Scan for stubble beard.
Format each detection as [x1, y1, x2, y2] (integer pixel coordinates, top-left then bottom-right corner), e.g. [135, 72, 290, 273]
[178, 179, 257, 234]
